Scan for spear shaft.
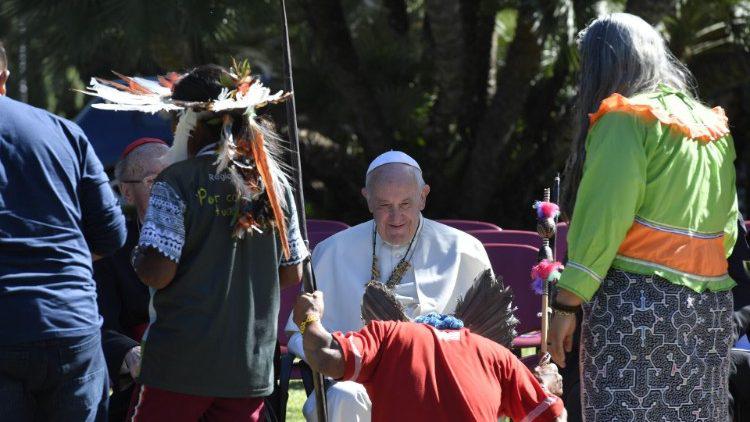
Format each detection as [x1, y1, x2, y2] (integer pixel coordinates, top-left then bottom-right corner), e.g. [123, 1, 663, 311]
[279, 1, 328, 420]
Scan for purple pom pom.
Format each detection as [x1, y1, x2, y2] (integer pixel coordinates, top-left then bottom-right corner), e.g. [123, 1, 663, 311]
[531, 277, 544, 295]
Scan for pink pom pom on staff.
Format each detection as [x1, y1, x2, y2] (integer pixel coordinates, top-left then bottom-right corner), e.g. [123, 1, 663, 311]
[533, 201, 560, 220]
[530, 259, 564, 295]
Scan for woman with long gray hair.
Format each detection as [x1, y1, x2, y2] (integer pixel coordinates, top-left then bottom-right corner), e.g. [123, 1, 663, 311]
[548, 13, 738, 421]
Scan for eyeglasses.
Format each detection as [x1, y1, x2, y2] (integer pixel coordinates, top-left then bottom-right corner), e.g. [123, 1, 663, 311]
[120, 174, 158, 189]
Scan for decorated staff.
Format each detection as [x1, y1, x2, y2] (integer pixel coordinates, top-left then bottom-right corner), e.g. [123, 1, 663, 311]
[278, 0, 328, 420]
[531, 182, 563, 355]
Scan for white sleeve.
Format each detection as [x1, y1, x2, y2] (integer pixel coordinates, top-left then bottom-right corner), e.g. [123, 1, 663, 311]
[138, 181, 186, 262]
[287, 332, 306, 361]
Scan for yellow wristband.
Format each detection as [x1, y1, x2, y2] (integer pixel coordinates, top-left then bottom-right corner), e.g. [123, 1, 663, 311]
[299, 313, 320, 335]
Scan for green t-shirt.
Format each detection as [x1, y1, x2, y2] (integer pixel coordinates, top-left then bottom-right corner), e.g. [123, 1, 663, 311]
[137, 153, 306, 397]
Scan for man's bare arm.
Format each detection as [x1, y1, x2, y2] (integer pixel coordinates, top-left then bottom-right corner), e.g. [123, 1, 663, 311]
[134, 247, 177, 289]
[554, 408, 568, 422]
[303, 320, 345, 379]
[278, 262, 303, 289]
[294, 291, 346, 379]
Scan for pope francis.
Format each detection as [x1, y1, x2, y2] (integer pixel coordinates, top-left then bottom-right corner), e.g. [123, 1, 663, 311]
[286, 151, 492, 421]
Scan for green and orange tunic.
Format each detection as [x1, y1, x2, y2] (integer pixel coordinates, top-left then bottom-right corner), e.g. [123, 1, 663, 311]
[557, 85, 739, 301]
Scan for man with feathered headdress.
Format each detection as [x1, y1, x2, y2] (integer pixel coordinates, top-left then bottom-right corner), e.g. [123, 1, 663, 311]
[82, 62, 308, 421]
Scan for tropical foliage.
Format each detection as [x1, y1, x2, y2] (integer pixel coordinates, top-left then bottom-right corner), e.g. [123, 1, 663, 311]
[2, 0, 749, 227]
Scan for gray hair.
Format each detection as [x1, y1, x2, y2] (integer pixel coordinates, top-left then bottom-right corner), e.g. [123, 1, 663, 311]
[365, 163, 426, 194]
[0, 41, 6, 71]
[114, 142, 168, 182]
[563, 13, 696, 210]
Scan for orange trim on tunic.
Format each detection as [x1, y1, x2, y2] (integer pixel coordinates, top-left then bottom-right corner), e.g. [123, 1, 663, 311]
[589, 93, 729, 142]
[617, 221, 727, 278]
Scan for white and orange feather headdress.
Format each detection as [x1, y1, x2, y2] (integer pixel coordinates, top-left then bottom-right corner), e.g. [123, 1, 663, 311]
[81, 60, 293, 257]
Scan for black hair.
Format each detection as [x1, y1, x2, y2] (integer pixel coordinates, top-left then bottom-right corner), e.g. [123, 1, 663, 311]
[171, 64, 228, 102]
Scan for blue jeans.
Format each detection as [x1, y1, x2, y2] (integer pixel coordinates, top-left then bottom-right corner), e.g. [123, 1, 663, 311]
[0, 332, 109, 422]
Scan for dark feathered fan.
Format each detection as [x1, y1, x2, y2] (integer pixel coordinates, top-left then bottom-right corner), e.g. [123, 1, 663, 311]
[453, 269, 519, 347]
[360, 269, 518, 348]
[361, 280, 410, 324]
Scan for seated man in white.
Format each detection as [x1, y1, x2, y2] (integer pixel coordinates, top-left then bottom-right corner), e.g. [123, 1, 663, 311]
[285, 151, 492, 421]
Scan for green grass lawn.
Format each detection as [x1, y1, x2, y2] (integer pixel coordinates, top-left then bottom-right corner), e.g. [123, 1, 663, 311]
[286, 379, 307, 422]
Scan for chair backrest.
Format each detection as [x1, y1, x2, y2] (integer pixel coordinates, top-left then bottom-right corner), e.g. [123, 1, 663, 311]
[484, 243, 541, 335]
[469, 230, 541, 248]
[277, 230, 340, 345]
[307, 219, 350, 233]
[555, 222, 568, 262]
[278, 283, 301, 346]
[307, 231, 337, 251]
[438, 219, 502, 231]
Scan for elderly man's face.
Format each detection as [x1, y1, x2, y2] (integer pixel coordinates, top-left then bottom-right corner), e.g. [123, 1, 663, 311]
[120, 149, 168, 221]
[363, 165, 430, 246]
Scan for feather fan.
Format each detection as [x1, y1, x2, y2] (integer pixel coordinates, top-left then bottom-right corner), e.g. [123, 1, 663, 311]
[361, 280, 409, 324]
[453, 269, 519, 347]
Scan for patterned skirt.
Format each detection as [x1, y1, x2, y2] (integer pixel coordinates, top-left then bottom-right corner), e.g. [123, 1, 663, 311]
[580, 269, 734, 422]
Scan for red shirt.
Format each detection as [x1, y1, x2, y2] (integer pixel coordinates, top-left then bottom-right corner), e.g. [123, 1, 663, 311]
[333, 321, 564, 422]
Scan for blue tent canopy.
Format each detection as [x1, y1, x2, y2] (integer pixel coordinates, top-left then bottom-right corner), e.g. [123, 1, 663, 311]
[74, 99, 173, 169]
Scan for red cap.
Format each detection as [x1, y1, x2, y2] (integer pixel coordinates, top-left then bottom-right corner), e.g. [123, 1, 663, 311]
[120, 137, 168, 159]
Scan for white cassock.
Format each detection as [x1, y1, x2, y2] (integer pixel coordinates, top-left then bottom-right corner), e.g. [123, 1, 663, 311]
[285, 216, 491, 422]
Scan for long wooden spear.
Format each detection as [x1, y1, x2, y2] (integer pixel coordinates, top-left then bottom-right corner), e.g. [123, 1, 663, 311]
[278, 1, 328, 420]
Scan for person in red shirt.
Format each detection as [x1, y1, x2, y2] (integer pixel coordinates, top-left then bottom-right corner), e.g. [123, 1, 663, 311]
[294, 291, 567, 422]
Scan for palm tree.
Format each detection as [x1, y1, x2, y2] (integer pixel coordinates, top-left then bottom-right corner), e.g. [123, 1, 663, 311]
[2, 0, 749, 225]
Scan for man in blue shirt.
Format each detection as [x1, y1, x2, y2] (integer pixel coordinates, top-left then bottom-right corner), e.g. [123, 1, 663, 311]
[0, 41, 127, 421]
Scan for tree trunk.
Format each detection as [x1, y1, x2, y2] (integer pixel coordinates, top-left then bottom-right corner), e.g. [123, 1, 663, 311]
[421, 0, 499, 211]
[298, 0, 393, 159]
[625, 0, 677, 25]
[459, 0, 498, 139]
[573, 0, 598, 29]
[422, 0, 468, 149]
[458, 3, 546, 217]
[382, 0, 409, 36]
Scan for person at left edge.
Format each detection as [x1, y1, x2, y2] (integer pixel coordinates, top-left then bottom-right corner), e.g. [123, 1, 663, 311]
[0, 40, 127, 421]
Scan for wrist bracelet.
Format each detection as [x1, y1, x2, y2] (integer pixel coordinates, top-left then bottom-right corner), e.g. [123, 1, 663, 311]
[299, 313, 320, 335]
[553, 308, 577, 317]
[551, 300, 581, 314]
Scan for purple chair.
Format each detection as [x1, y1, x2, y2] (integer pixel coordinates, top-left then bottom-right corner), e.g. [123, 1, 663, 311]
[307, 231, 337, 251]
[469, 230, 541, 248]
[277, 281, 315, 417]
[484, 243, 542, 349]
[306, 219, 349, 233]
[438, 219, 502, 231]
[276, 229, 341, 415]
